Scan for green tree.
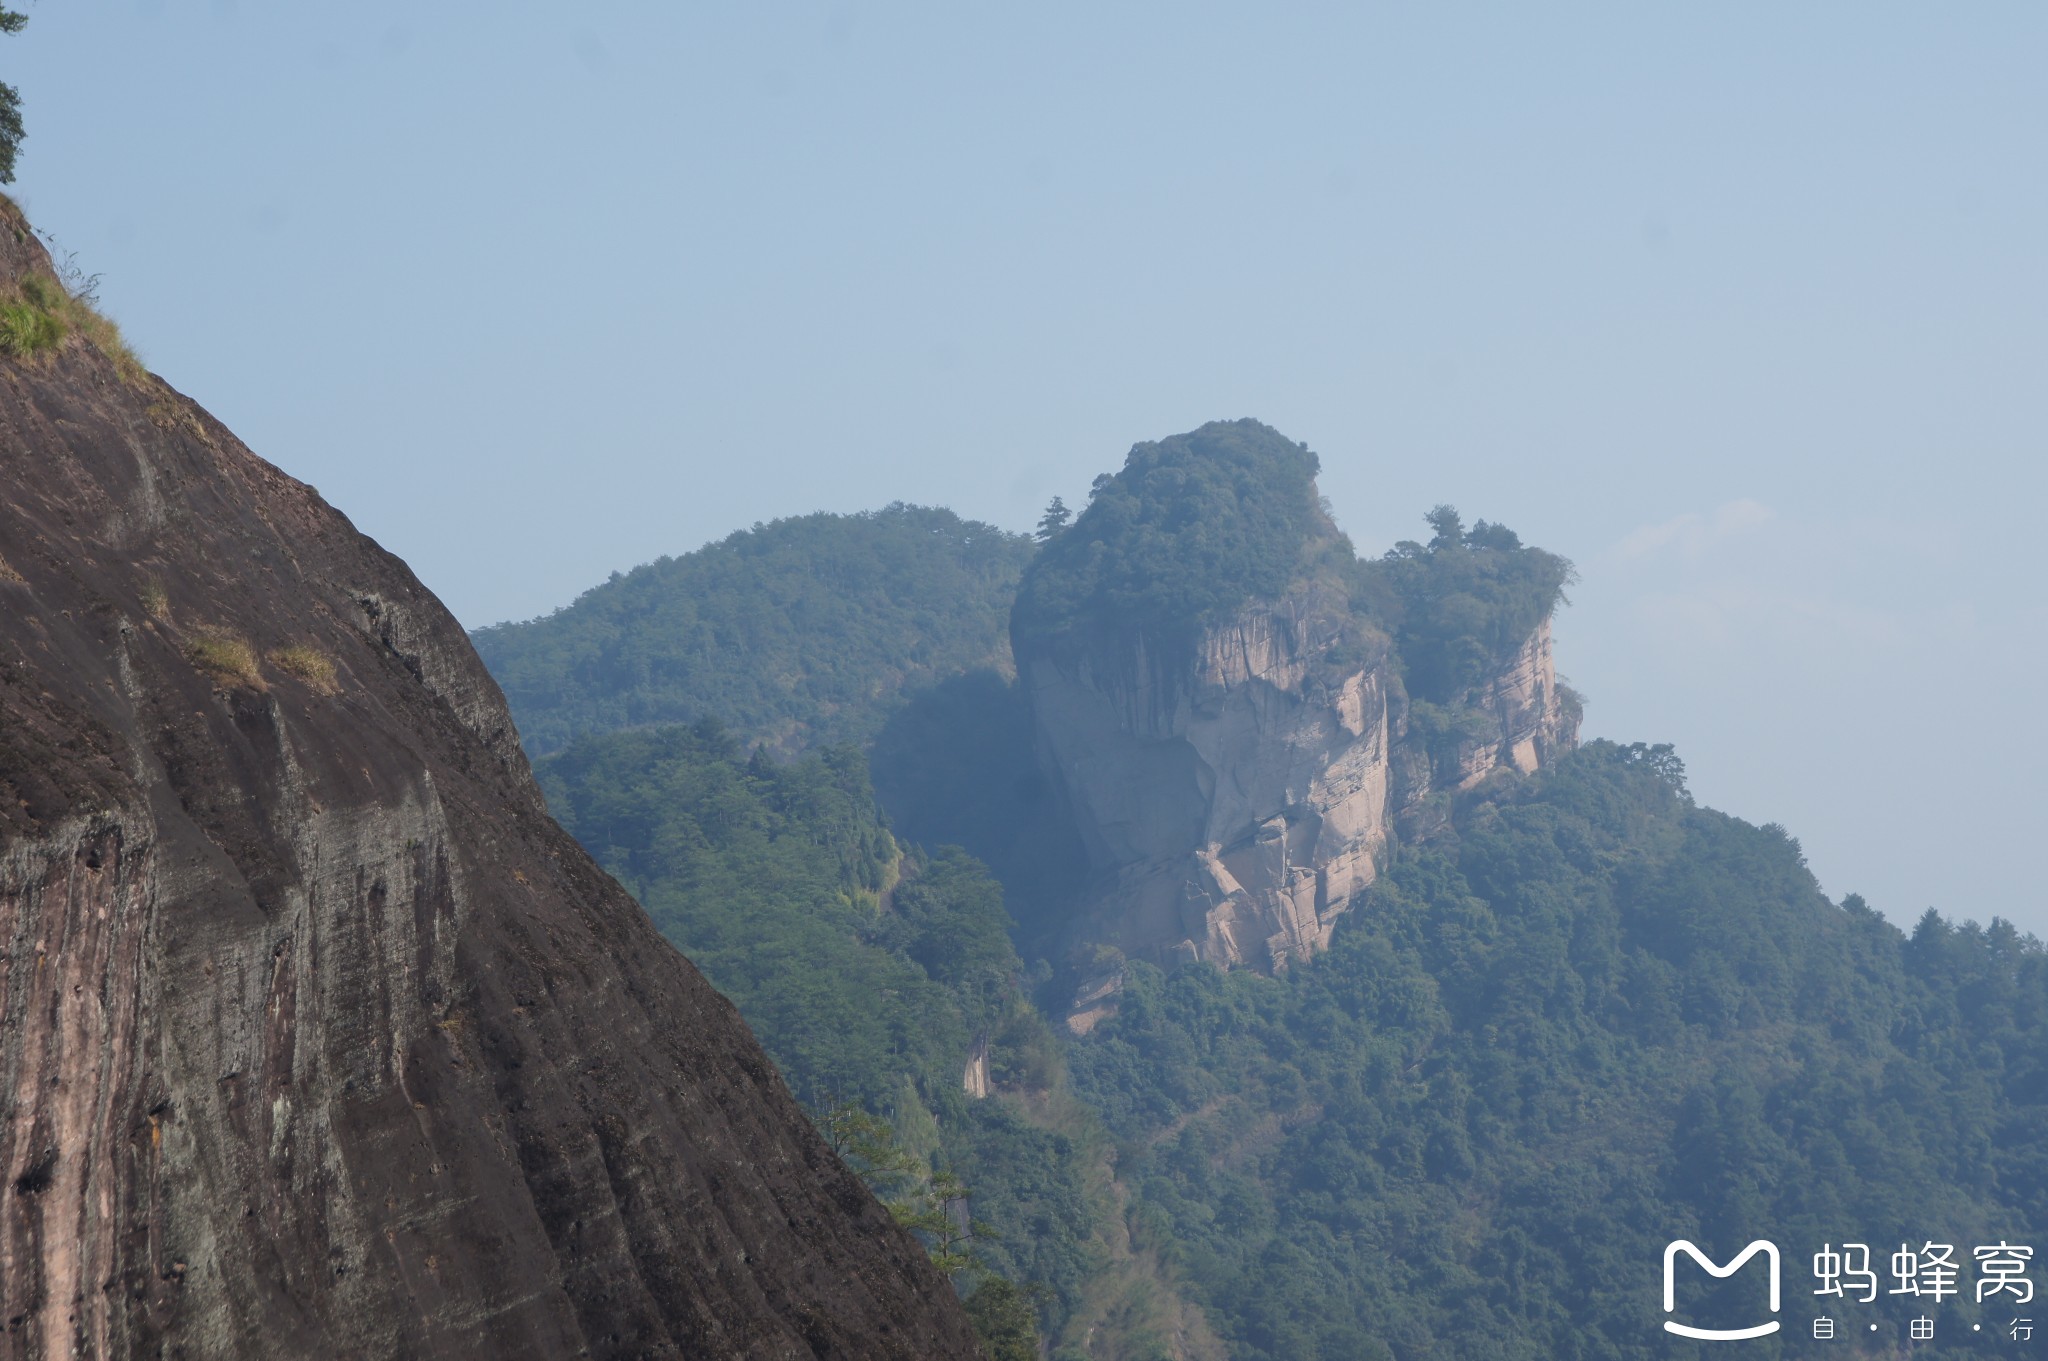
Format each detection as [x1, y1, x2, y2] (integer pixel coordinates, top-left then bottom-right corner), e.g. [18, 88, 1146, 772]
[1424, 502, 1465, 550]
[820, 1097, 925, 1194]
[0, 8, 25, 185]
[1035, 495, 1072, 541]
[821, 1096, 1000, 1277]
[962, 1277, 1044, 1361]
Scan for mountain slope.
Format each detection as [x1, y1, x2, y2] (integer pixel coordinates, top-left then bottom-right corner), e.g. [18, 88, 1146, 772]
[533, 722, 1214, 1359]
[1067, 742, 2046, 1359]
[473, 504, 1035, 758]
[0, 204, 978, 1360]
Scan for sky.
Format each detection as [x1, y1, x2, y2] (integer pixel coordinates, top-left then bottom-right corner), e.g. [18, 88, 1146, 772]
[12, 3, 2044, 936]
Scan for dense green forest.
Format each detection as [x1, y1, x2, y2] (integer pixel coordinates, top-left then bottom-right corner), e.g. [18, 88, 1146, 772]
[1067, 742, 2045, 1359]
[490, 423, 2042, 1358]
[537, 723, 981, 1108]
[1011, 419, 1333, 653]
[536, 724, 2045, 1359]
[535, 726, 1113, 1352]
[474, 503, 1033, 756]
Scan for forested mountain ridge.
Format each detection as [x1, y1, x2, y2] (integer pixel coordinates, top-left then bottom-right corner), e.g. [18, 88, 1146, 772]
[528, 719, 2048, 1360]
[473, 503, 1034, 758]
[479, 419, 2044, 1360]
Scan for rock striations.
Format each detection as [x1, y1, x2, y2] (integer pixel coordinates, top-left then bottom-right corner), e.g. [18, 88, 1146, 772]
[0, 206, 978, 1360]
[1013, 421, 1576, 1007]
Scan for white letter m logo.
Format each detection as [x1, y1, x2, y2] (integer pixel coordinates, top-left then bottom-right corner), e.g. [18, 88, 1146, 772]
[1662, 1240, 1781, 1340]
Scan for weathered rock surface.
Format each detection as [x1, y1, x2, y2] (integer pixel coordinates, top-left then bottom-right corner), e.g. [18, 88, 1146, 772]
[1388, 619, 1575, 843]
[1021, 585, 1574, 986]
[0, 207, 978, 1360]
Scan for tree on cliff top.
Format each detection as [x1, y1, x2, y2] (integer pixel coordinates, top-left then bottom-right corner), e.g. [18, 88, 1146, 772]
[1011, 418, 1330, 649]
[0, 8, 25, 185]
[1358, 505, 1574, 703]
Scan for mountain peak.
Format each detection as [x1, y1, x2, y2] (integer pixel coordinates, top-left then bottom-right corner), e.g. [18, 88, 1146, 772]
[1013, 418, 1340, 650]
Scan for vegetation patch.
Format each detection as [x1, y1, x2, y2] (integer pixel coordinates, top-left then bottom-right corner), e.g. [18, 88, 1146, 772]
[1353, 504, 1575, 703]
[0, 268, 144, 381]
[138, 576, 170, 621]
[269, 643, 339, 694]
[186, 628, 263, 689]
[0, 294, 60, 356]
[1012, 418, 1331, 652]
[147, 398, 210, 444]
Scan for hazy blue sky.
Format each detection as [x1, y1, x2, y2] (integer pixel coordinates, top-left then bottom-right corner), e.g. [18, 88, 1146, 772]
[13, 4, 2044, 935]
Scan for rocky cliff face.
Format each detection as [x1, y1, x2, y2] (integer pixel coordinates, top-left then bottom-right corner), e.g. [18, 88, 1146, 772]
[1388, 618, 1575, 842]
[1021, 588, 1574, 989]
[0, 207, 978, 1360]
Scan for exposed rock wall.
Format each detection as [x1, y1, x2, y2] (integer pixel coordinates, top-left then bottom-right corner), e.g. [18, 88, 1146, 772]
[0, 207, 977, 1360]
[1021, 597, 1574, 984]
[1389, 620, 1576, 842]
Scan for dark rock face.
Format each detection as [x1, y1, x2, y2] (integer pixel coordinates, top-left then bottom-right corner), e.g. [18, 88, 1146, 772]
[0, 207, 979, 1360]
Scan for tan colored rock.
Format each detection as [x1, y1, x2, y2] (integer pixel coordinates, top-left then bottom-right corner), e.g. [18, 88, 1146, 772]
[1390, 620, 1575, 839]
[1064, 968, 1127, 1037]
[962, 1036, 991, 1098]
[1026, 597, 1574, 996]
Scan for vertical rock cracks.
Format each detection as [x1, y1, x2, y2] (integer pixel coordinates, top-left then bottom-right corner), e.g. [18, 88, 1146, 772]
[1021, 588, 1576, 989]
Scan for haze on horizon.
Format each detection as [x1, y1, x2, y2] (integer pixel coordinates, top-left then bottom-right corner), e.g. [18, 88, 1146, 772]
[12, 3, 2044, 937]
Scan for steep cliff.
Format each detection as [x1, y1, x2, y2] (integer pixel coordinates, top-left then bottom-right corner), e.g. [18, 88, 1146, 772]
[1014, 421, 1576, 991]
[0, 205, 978, 1360]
